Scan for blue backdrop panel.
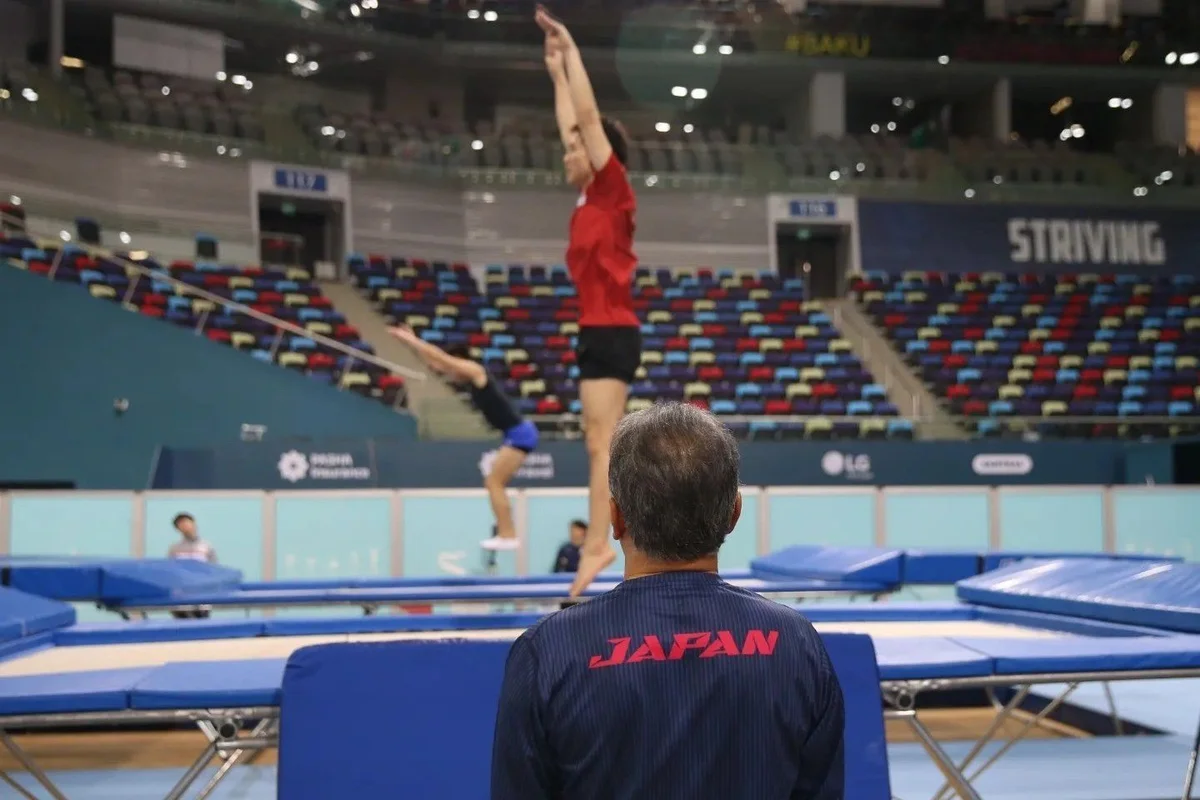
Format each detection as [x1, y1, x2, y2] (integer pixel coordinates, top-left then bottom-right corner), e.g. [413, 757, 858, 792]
[279, 640, 509, 799]
[277, 635, 890, 800]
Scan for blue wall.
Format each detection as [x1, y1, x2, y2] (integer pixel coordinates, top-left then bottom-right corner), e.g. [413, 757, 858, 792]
[858, 200, 1200, 275]
[0, 266, 416, 489]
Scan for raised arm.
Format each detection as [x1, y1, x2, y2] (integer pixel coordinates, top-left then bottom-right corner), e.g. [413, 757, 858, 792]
[546, 50, 576, 149]
[387, 326, 486, 387]
[537, 7, 612, 171]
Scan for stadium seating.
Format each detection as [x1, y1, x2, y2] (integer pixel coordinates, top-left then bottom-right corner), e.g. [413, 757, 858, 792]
[852, 270, 1200, 438]
[349, 253, 912, 441]
[73, 67, 265, 142]
[0, 232, 407, 408]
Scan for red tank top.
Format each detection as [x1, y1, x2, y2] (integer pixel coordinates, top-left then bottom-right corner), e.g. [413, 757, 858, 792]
[566, 154, 639, 328]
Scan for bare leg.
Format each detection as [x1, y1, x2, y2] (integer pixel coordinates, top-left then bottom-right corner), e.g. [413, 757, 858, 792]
[484, 446, 527, 540]
[569, 378, 628, 597]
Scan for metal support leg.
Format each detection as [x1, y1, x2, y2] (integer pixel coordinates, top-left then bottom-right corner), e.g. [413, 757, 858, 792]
[193, 719, 276, 800]
[0, 770, 43, 800]
[1101, 681, 1124, 736]
[1182, 709, 1200, 800]
[0, 731, 68, 800]
[162, 741, 218, 800]
[892, 711, 983, 800]
[930, 685, 1032, 800]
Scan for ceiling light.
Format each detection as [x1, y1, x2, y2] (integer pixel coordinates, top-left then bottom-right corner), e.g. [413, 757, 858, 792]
[286, 52, 300, 64]
[467, 8, 480, 18]
[9, 196, 20, 205]
[856, 162, 865, 173]
[964, 188, 976, 198]
[892, 97, 903, 106]
[1108, 97, 1122, 108]
[1133, 186, 1148, 196]
[692, 43, 707, 55]
[870, 123, 880, 134]
[119, 231, 131, 245]
[161, 86, 170, 96]
[321, 125, 335, 136]
[471, 139, 484, 150]
[1182, 52, 1200, 65]
[231, 74, 246, 85]
[937, 55, 950, 65]
[483, 10, 498, 21]
[307, 61, 319, 72]
[829, 170, 840, 181]
[350, 3, 361, 16]
[718, 44, 732, 55]
[690, 88, 708, 100]
[886, 121, 896, 132]
[216, 71, 227, 81]
[993, 175, 1003, 185]
[1166, 52, 1178, 64]
[655, 122, 671, 133]
[1121, 98, 1133, 109]
[21, 88, 37, 102]
[59, 230, 71, 241]
[683, 123, 694, 133]
[243, 80, 253, 91]
[671, 86, 687, 97]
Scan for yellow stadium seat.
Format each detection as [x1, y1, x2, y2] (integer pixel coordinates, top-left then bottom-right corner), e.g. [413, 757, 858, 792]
[937, 303, 960, 315]
[917, 327, 941, 340]
[395, 267, 417, 279]
[793, 325, 819, 338]
[684, 382, 712, 398]
[560, 322, 580, 336]
[340, 371, 371, 389]
[531, 286, 553, 297]
[975, 341, 998, 354]
[1176, 355, 1198, 370]
[1137, 329, 1160, 343]
[436, 304, 459, 317]
[1012, 355, 1036, 369]
[506, 349, 530, 364]
[804, 418, 833, 435]
[191, 298, 216, 314]
[89, 284, 117, 300]
[641, 351, 664, 365]
[285, 267, 311, 282]
[862, 291, 884, 304]
[694, 299, 716, 311]
[998, 384, 1024, 399]
[495, 297, 518, 308]
[801, 301, 824, 313]
[284, 293, 309, 307]
[230, 332, 256, 349]
[1186, 318, 1200, 332]
[1087, 341, 1111, 354]
[689, 351, 715, 365]
[648, 310, 672, 323]
[902, 270, 925, 282]
[954, 281, 977, 292]
[1041, 400, 1068, 416]
[679, 323, 703, 337]
[981, 272, 1005, 284]
[1007, 368, 1032, 383]
[759, 338, 783, 352]
[904, 291, 927, 303]
[1054, 282, 1076, 294]
[228, 276, 252, 289]
[1125, 305, 1146, 317]
[279, 352, 307, 368]
[992, 315, 1015, 328]
[1028, 329, 1050, 341]
[519, 379, 546, 397]
[748, 289, 771, 301]
[740, 312, 764, 325]
[1128, 355, 1152, 370]
[405, 315, 430, 328]
[634, 365, 648, 380]
[800, 367, 825, 382]
[1103, 369, 1127, 384]
[482, 320, 507, 333]
[858, 419, 886, 436]
[377, 288, 401, 303]
[1060, 355, 1083, 369]
[829, 339, 852, 353]
[786, 383, 812, 399]
[636, 276, 658, 288]
[627, 397, 653, 413]
[1020, 304, 1042, 317]
[305, 321, 333, 337]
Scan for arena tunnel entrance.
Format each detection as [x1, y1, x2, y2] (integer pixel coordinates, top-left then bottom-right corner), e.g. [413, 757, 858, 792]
[255, 193, 346, 274]
[774, 222, 852, 300]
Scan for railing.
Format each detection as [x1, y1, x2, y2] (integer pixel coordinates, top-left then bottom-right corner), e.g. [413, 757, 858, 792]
[0, 210, 430, 414]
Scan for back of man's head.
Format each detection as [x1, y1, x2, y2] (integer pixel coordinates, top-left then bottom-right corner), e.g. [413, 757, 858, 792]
[608, 402, 740, 562]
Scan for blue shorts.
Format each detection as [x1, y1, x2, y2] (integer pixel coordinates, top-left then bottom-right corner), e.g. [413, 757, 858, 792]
[502, 420, 540, 454]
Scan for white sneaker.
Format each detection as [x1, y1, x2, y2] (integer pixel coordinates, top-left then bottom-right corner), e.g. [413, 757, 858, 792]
[481, 537, 520, 551]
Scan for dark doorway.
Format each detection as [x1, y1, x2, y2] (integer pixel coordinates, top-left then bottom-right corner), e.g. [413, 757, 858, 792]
[256, 193, 345, 271]
[775, 225, 845, 299]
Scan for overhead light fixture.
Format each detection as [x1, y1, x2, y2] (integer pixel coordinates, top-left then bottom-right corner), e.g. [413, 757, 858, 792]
[119, 231, 131, 245]
[829, 170, 840, 181]
[655, 122, 671, 133]
[1166, 52, 1179, 64]
[964, 188, 976, 198]
[1133, 186, 1148, 196]
[467, 8, 480, 18]
[483, 10, 498, 21]
[471, 139, 484, 150]
[886, 121, 896, 132]
[60, 56, 84, 69]
[892, 97, 903, 106]
[937, 55, 950, 65]
[683, 123, 694, 133]
[21, 88, 37, 102]
[231, 74, 246, 86]
[216, 71, 227, 81]
[1071, 124, 1085, 138]
[870, 123, 880, 134]
[307, 61, 319, 72]
[286, 52, 301, 65]
[692, 43, 707, 55]
[690, 88, 707, 100]
[718, 44, 732, 55]
[350, 4, 361, 17]
[1182, 52, 1200, 65]
[1051, 96, 1072, 115]
[161, 86, 170, 96]
[321, 125, 335, 136]
[671, 86, 687, 98]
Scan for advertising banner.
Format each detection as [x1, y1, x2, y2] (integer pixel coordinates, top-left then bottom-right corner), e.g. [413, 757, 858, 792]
[857, 200, 1200, 276]
[155, 439, 1126, 490]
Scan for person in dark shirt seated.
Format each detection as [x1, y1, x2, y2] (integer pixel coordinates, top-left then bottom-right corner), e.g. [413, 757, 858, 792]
[388, 325, 538, 550]
[491, 402, 845, 800]
[553, 519, 587, 573]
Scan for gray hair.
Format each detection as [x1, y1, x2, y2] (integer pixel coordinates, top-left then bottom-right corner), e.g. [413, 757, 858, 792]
[608, 402, 741, 562]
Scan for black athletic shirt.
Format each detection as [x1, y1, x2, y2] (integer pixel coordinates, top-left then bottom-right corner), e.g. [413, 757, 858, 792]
[491, 571, 845, 800]
[470, 376, 522, 433]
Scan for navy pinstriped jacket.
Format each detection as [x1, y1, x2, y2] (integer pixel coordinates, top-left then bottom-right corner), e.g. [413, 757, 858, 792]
[491, 571, 845, 799]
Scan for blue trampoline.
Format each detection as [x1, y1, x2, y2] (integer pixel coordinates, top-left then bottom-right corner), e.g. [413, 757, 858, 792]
[0, 556, 1195, 799]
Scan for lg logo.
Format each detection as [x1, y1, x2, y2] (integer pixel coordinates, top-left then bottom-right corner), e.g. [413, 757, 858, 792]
[821, 451, 873, 480]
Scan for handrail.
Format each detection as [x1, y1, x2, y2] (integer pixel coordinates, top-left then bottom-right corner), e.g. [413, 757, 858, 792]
[0, 210, 428, 413]
[528, 412, 1198, 431]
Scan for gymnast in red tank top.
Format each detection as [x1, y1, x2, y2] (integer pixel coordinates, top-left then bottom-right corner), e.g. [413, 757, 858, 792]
[539, 6, 642, 598]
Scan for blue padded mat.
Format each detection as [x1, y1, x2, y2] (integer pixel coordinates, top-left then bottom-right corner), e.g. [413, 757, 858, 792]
[981, 552, 1182, 573]
[752, 546, 903, 585]
[263, 613, 541, 637]
[800, 602, 975, 623]
[0, 667, 153, 715]
[2, 560, 105, 600]
[55, 619, 268, 646]
[241, 571, 750, 592]
[0, 586, 75, 642]
[901, 551, 981, 585]
[98, 560, 242, 602]
[952, 635, 1200, 675]
[872, 637, 994, 680]
[131, 659, 285, 709]
[279, 640, 512, 799]
[957, 558, 1200, 633]
[278, 636, 891, 800]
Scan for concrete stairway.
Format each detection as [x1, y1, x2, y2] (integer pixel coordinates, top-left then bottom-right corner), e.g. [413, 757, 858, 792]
[319, 281, 493, 440]
[826, 298, 966, 440]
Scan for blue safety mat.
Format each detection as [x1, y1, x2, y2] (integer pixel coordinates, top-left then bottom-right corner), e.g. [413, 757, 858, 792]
[55, 619, 268, 646]
[278, 636, 891, 800]
[264, 613, 540, 637]
[952, 635, 1200, 675]
[241, 571, 752, 592]
[99, 560, 242, 602]
[800, 602, 975, 623]
[279, 640, 511, 799]
[131, 659, 285, 709]
[901, 551, 982, 585]
[0, 586, 75, 642]
[1, 559, 105, 600]
[958, 558, 1200, 632]
[872, 637, 994, 680]
[0, 667, 154, 715]
[818, 634, 892, 799]
[980, 552, 1182, 573]
[751, 546, 904, 584]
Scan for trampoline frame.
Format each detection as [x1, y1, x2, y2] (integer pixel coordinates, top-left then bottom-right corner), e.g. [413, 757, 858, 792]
[882, 667, 1200, 800]
[0, 706, 279, 800]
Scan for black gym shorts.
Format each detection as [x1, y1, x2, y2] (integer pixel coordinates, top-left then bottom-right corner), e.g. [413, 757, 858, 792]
[576, 325, 642, 384]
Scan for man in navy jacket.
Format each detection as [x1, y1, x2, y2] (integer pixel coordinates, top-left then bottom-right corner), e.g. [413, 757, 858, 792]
[491, 402, 845, 799]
